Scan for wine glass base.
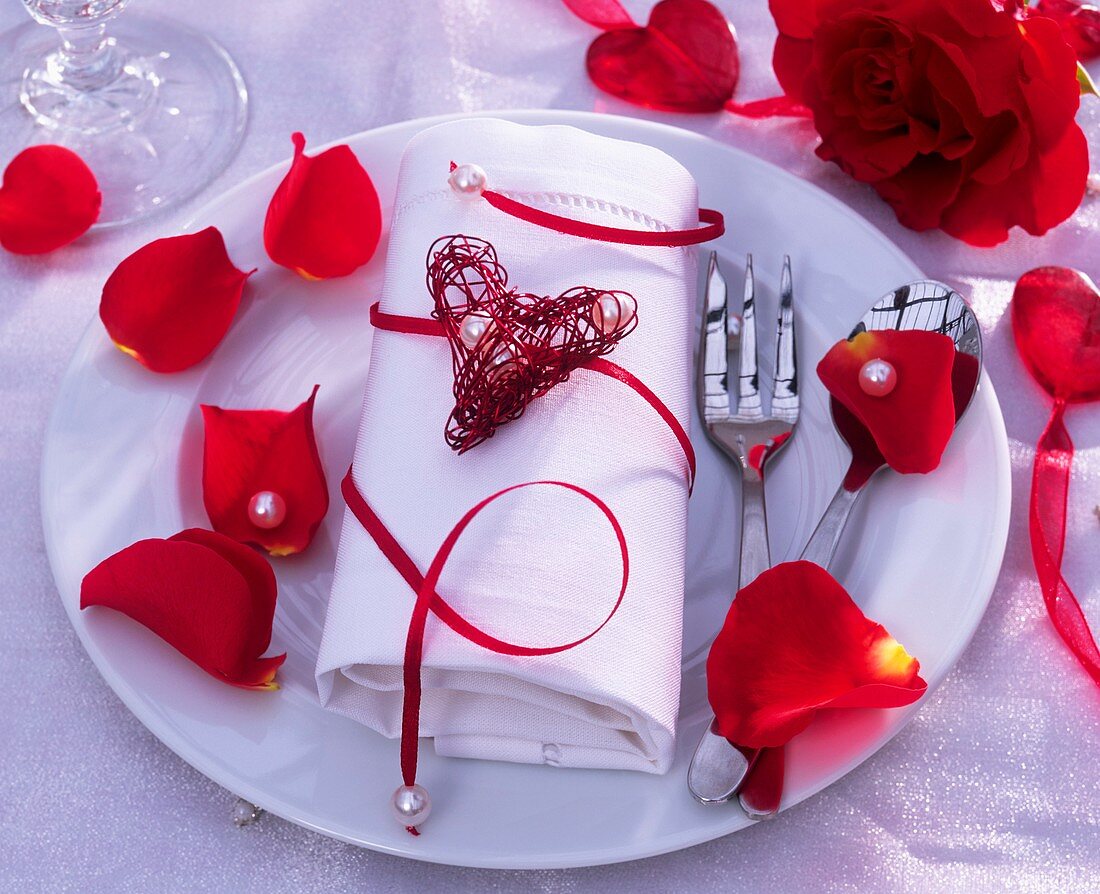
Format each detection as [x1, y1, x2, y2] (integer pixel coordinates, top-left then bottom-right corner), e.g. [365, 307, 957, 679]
[20, 47, 159, 136]
[0, 14, 248, 229]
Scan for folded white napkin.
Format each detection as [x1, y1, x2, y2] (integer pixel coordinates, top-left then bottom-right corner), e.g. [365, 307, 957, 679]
[316, 117, 700, 773]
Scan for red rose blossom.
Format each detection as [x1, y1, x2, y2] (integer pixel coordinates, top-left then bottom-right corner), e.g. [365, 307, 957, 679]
[769, 0, 1088, 245]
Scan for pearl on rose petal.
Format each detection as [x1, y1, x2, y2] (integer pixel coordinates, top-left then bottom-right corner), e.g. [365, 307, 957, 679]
[248, 490, 287, 529]
[859, 358, 897, 397]
[391, 783, 431, 827]
[448, 163, 487, 198]
[591, 293, 637, 335]
[459, 311, 493, 349]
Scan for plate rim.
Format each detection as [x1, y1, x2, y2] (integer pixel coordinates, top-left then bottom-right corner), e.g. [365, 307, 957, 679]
[40, 109, 1012, 869]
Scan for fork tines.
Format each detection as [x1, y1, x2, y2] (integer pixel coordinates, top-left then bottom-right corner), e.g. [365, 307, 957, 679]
[700, 253, 799, 429]
[771, 256, 799, 424]
[701, 252, 732, 423]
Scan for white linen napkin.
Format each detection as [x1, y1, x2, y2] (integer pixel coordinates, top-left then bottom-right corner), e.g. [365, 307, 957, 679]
[316, 117, 700, 773]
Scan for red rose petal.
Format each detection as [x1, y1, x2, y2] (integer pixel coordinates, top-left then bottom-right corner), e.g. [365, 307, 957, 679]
[0, 145, 101, 255]
[263, 132, 382, 280]
[817, 329, 957, 474]
[1013, 266, 1100, 403]
[707, 561, 927, 749]
[169, 528, 280, 663]
[80, 528, 285, 690]
[201, 385, 329, 556]
[584, 0, 740, 113]
[99, 227, 254, 373]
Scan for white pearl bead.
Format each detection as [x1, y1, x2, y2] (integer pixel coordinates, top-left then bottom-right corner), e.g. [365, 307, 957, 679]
[858, 358, 897, 397]
[391, 783, 431, 827]
[486, 343, 518, 381]
[448, 163, 487, 197]
[591, 293, 637, 334]
[248, 490, 286, 529]
[232, 797, 262, 827]
[459, 311, 493, 349]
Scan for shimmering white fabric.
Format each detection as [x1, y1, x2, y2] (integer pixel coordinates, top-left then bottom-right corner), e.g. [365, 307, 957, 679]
[4, 0, 1100, 890]
[316, 118, 698, 773]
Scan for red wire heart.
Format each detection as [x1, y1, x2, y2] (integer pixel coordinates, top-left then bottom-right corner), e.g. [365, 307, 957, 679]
[426, 235, 637, 453]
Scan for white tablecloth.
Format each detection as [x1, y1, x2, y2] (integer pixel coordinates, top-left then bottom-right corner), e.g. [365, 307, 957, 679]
[2, 1, 1097, 891]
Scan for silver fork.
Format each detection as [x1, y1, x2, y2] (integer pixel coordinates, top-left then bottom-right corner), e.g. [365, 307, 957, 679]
[687, 252, 799, 806]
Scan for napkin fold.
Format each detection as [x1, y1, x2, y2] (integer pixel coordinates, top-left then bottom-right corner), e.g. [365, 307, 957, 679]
[316, 117, 700, 773]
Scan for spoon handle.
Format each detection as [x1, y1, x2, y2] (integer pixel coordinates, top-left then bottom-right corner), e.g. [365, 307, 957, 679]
[799, 478, 863, 568]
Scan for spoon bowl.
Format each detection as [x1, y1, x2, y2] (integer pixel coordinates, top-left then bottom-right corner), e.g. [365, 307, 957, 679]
[801, 281, 982, 566]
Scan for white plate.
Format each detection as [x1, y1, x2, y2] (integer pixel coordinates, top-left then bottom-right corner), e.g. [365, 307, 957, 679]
[41, 111, 1011, 869]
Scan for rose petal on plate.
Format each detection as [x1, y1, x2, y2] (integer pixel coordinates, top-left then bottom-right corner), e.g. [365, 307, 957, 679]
[99, 227, 254, 373]
[201, 385, 329, 556]
[0, 145, 101, 255]
[263, 132, 382, 280]
[707, 561, 927, 749]
[817, 329, 957, 474]
[80, 528, 285, 690]
[584, 0, 740, 113]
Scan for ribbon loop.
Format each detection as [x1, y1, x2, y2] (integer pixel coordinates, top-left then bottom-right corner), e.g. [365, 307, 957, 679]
[341, 472, 630, 794]
[1030, 400, 1100, 685]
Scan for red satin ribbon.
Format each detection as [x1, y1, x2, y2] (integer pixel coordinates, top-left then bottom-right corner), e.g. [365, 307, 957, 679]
[724, 96, 812, 119]
[369, 303, 696, 489]
[481, 189, 725, 247]
[1030, 400, 1100, 685]
[357, 216, 700, 832]
[341, 471, 629, 831]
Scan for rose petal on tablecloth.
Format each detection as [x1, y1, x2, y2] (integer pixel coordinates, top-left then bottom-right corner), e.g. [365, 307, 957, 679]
[0, 145, 101, 255]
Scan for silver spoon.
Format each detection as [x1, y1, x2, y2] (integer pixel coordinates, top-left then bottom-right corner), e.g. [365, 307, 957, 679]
[735, 281, 982, 821]
[799, 281, 982, 585]
[693, 281, 981, 816]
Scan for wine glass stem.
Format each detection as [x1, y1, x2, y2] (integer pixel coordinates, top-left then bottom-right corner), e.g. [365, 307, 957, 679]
[51, 22, 122, 91]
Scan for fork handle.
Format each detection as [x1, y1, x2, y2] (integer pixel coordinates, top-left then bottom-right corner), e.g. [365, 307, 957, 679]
[737, 472, 771, 586]
[687, 469, 771, 805]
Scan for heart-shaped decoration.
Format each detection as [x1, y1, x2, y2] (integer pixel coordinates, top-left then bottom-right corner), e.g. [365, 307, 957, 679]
[427, 235, 637, 452]
[1013, 266, 1100, 403]
[583, 0, 739, 113]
